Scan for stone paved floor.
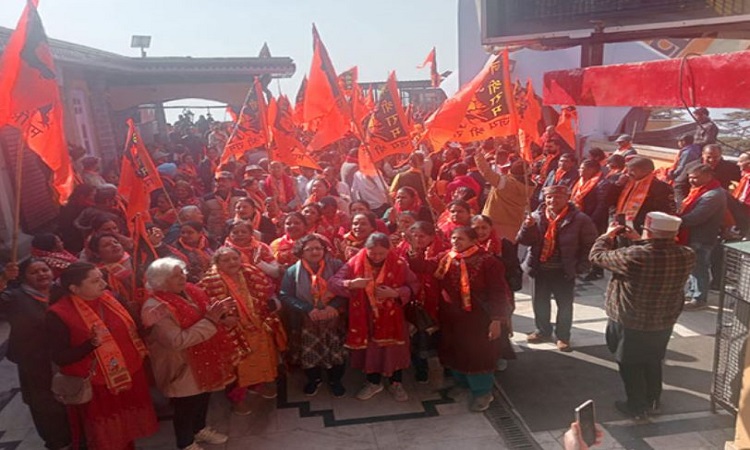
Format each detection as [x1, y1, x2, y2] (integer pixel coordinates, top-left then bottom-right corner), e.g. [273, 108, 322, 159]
[0, 275, 740, 449]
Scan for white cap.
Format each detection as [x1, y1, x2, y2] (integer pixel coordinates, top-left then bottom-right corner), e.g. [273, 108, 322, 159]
[644, 212, 682, 233]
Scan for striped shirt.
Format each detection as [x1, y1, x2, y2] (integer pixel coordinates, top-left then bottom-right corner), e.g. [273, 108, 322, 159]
[589, 237, 696, 331]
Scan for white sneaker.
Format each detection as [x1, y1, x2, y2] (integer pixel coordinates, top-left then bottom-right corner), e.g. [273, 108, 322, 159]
[388, 382, 409, 402]
[356, 382, 384, 400]
[195, 426, 229, 445]
[183, 443, 205, 450]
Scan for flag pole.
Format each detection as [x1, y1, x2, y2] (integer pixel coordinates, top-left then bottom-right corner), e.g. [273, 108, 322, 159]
[11, 130, 26, 264]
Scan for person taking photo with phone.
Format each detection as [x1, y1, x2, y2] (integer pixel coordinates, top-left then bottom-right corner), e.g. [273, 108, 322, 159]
[589, 212, 696, 420]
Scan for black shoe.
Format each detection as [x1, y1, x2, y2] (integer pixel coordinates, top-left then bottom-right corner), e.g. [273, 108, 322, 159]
[415, 368, 429, 384]
[581, 271, 603, 282]
[614, 400, 647, 420]
[304, 379, 322, 396]
[329, 381, 346, 398]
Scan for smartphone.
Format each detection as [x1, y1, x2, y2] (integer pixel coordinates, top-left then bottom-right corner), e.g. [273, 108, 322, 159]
[615, 213, 626, 227]
[575, 400, 596, 447]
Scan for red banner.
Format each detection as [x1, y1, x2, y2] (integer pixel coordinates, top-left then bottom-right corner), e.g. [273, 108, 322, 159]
[269, 96, 321, 170]
[119, 118, 164, 229]
[0, 0, 73, 203]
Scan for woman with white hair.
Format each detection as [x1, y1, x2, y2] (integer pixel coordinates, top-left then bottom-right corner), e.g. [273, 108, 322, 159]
[141, 257, 237, 450]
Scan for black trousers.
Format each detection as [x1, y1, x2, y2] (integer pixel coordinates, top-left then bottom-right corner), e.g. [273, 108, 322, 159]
[617, 362, 663, 413]
[18, 367, 71, 450]
[606, 320, 672, 414]
[531, 268, 575, 341]
[304, 364, 345, 384]
[172, 392, 211, 449]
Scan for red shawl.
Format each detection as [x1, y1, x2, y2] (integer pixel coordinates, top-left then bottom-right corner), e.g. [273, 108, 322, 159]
[30, 248, 78, 278]
[146, 284, 237, 391]
[346, 248, 408, 349]
[734, 172, 750, 205]
[478, 231, 502, 256]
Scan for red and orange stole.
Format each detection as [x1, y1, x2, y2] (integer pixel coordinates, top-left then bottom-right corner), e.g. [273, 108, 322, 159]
[616, 172, 655, 221]
[540, 204, 570, 262]
[70, 292, 147, 393]
[571, 175, 601, 209]
[148, 284, 237, 391]
[678, 179, 721, 244]
[346, 248, 407, 349]
[734, 171, 750, 205]
[435, 245, 480, 311]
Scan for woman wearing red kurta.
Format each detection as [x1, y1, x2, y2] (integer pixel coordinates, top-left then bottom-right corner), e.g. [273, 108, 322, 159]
[434, 226, 513, 412]
[47, 262, 158, 450]
[437, 200, 472, 239]
[329, 233, 419, 402]
[398, 221, 448, 383]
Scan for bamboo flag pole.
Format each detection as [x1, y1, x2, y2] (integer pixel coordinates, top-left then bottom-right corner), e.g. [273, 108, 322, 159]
[11, 130, 26, 264]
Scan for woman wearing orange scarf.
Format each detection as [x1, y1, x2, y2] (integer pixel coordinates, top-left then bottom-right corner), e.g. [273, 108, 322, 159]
[383, 187, 433, 232]
[329, 233, 419, 402]
[398, 221, 448, 383]
[88, 233, 137, 313]
[435, 226, 512, 412]
[172, 222, 215, 283]
[338, 212, 377, 261]
[225, 220, 282, 280]
[198, 247, 284, 415]
[141, 258, 235, 449]
[47, 262, 158, 450]
[279, 235, 347, 397]
[270, 212, 308, 267]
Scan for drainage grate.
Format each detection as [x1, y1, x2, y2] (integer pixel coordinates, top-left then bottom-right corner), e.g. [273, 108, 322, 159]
[485, 387, 542, 450]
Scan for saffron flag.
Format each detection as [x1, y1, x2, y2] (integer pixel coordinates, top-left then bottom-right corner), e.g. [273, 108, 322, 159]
[556, 105, 578, 150]
[364, 86, 376, 112]
[417, 47, 441, 88]
[0, 0, 74, 203]
[358, 145, 378, 177]
[219, 77, 269, 168]
[131, 212, 158, 304]
[293, 76, 307, 126]
[366, 71, 412, 162]
[422, 50, 517, 151]
[304, 25, 350, 150]
[516, 79, 543, 162]
[269, 95, 321, 170]
[338, 66, 358, 99]
[119, 118, 164, 230]
[225, 106, 237, 123]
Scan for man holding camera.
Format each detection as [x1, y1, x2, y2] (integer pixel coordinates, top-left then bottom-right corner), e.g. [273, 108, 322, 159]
[590, 212, 696, 420]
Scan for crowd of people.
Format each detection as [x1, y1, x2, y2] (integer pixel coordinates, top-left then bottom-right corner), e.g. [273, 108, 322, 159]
[0, 106, 748, 449]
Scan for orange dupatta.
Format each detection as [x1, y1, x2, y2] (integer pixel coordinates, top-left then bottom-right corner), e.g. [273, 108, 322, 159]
[540, 204, 570, 263]
[734, 172, 750, 205]
[616, 172, 655, 221]
[70, 292, 147, 394]
[434, 245, 480, 311]
[301, 259, 330, 308]
[571, 174, 601, 209]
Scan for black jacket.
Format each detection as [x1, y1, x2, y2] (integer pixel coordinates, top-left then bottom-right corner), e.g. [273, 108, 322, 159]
[674, 159, 741, 204]
[579, 178, 618, 233]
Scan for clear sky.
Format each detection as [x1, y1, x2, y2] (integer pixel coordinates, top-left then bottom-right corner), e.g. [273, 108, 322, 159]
[0, 0, 458, 121]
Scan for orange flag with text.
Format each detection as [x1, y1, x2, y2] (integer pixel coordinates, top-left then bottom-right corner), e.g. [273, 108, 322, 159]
[422, 49, 517, 152]
[0, 0, 74, 203]
[366, 72, 412, 163]
[119, 119, 165, 230]
[219, 77, 269, 168]
[269, 95, 321, 170]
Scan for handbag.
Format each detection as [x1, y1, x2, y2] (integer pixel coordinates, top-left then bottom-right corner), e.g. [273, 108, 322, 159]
[51, 359, 96, 405]
[403, 300, 438, 334]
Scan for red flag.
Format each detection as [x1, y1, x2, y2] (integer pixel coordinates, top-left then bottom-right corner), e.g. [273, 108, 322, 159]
[516, 79, 543, 162]
[225, 106, 237, 123]
[358, 145, 378, 177]
[364, 86, 376, 112]
[0, 0, 74, 203]
[219, 77, 269, 168]
[338, 66, 358, 98]
[422, 50, 517, 151]
[556, 105, 578, 150]
[119, 119, 165, 229]
[304, 25, 350, 150]
[417, 47, 441, 88]
[366, 72, 412, 163]
[269, 95, 321, 170]
[293, 76, 307, 126]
